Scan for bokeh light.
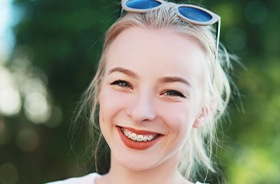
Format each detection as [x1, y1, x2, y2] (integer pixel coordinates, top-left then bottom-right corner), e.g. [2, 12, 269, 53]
[24, 92, 51, 124]
[0, 0, 279, 183]
[0, 66, 21, 116]
[0, 120, 11, 145]
[245, 1, 268, 25]
[16, 128, 39, 152]
[225, 28, 247, 51]
[46, 105, 63, 128]
[0, 163, 19, 184]
[0, 46, 58, 125]
[0, 87, 21, 116]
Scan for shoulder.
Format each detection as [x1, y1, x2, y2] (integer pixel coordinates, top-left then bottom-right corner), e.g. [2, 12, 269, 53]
[46, 173, 101, 184]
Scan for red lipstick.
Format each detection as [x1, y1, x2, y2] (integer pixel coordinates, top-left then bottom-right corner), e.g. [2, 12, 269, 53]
[117, 126, 162, 150]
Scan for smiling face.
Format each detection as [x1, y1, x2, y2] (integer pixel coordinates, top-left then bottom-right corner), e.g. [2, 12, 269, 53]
[98, 27, 207, 172]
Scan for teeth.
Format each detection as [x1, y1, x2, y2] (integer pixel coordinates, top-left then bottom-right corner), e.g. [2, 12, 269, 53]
[122, 128, 158, 142]
[131, 133, 137, 141]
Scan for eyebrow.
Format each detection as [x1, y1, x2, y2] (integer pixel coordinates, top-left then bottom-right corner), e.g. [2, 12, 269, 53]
[158, 76, 192, 87]
[108, 67, 139, 79]
[109, 67, 191, 87]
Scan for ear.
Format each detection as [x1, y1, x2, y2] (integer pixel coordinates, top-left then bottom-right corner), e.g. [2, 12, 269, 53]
[193, 96, 216, 128]
[193, 109, 207, 128]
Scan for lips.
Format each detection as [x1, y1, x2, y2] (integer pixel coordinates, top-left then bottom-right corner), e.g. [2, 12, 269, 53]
[117, 126, 162, 150]
[121, 128, 160, 142]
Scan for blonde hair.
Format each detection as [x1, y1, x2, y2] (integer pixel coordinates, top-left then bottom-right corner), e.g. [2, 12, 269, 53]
[77, 2, 234, 181]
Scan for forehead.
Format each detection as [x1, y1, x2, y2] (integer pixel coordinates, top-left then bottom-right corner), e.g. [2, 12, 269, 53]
[105, 27, 207, 85]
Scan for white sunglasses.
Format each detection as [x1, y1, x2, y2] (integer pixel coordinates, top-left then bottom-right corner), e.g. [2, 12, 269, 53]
[120, 0, 221, 56]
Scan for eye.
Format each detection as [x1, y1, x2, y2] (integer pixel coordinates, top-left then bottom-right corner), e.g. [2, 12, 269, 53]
[162, 90, 186, 98]
[110, 80, 132, 89]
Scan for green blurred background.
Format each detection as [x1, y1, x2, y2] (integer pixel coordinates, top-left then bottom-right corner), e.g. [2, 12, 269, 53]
[0, 0, 279, 183]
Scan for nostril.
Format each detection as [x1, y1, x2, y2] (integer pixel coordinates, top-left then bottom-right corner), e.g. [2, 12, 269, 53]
[126, 102, 156, 122]
[125, 91, 157, 122]
[126, 108, 156, 122]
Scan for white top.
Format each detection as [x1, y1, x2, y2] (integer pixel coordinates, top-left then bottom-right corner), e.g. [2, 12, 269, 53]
[46, 173, 204, 184]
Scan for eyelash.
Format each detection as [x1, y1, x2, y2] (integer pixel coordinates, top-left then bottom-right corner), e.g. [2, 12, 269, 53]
[163, 90, 186, 98]
[110, 80, 186, 98]
[110, 80, 132, 88]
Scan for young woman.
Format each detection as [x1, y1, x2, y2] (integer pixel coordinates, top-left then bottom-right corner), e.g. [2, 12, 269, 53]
[48, 0, 235, 183]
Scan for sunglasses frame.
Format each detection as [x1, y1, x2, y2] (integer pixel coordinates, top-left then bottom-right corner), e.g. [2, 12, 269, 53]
[120, 0, 221, 57]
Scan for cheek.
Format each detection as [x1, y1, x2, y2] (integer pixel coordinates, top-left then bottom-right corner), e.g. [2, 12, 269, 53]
[99, 87, 129, 125]
[160, 104, 194, 131]
[99, 88, 116, 122]
[158, 100, 200, 138]
[98, 87, 125, 145]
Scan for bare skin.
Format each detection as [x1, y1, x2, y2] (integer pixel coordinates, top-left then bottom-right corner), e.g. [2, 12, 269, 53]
[96, 26, 206, 184]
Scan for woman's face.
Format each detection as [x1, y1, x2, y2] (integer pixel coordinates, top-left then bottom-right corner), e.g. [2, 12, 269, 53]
[99, 27, 206, 171]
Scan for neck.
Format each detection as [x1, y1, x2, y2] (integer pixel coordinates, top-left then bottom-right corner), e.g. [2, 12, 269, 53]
[102, 154, 190, 184]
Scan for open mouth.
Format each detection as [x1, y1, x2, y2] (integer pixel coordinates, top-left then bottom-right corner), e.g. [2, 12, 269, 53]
[117, 126, 163, 150]
[120, 127, 160, 142]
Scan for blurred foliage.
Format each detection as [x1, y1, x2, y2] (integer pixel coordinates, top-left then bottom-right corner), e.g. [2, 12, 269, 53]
[0, 0, 279, 183]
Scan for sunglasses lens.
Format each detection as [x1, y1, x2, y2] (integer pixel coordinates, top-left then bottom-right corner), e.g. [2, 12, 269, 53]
[178, 6, 212, 22]
[126, 0, 161, 10]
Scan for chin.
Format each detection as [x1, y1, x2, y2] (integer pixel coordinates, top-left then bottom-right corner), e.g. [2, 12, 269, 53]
[115, 152, 159, 171]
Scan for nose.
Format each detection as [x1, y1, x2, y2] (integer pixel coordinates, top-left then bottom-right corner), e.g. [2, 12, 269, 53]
[126, 91, 157, 123]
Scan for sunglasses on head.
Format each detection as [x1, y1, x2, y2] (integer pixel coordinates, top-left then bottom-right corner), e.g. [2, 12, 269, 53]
[120, 0, 221, 57]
